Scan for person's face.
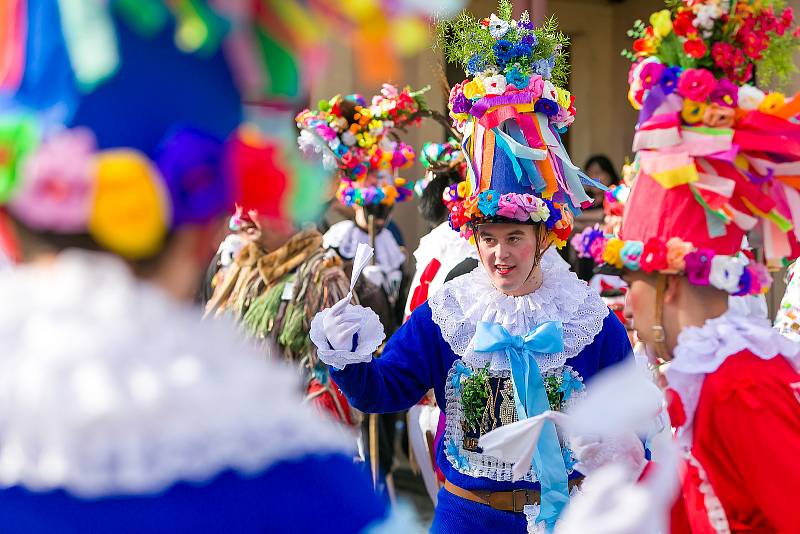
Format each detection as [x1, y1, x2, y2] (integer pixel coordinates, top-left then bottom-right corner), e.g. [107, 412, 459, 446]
[475, 223, 545, 296]
[587, 162, 612, 187]
[622, 270, 661, 362]
[354, 205, 390, 232]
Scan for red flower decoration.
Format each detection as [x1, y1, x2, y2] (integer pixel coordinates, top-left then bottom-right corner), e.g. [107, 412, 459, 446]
[673, 10, 696, 37]
[640, 238, 669, 273]
[665, 388, 687, 429]
[683, 38, 707, 59]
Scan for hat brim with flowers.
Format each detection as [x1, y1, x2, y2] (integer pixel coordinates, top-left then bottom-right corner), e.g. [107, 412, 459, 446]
[0, 2, 314, 260]
[295, 84, 427, 208]
[573, 0, 800, 297]
[437, 0, 604, 248]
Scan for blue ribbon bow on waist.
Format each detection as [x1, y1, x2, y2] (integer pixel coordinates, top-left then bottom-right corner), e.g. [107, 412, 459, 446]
[473, 320, 569, 531]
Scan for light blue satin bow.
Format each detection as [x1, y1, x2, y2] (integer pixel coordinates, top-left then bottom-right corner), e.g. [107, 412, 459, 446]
[473, 321, 569, 531]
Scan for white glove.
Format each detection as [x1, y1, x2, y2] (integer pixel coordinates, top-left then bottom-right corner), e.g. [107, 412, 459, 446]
[361, 265, 386, 289]
[570, 432, 646, 481]
[322, 296, 365, 351]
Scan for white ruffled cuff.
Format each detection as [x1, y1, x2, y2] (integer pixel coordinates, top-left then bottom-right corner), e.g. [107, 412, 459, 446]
[309, 305, 385, 369]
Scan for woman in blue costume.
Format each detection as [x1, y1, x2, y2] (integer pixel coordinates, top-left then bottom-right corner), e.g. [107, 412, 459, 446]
[309, 4, 632, 533]
[0, 2, 395, 532]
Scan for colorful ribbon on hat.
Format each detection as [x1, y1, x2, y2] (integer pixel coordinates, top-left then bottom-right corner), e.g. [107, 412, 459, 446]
[473, 320, 569, 530]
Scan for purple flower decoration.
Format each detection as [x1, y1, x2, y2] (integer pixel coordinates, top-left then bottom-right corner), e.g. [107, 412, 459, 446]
[521, 33, 538, 46]
[534, 97, 560, 118]
[156, 127, 227, 227]
[659, 67, 680, 95]
[710, 78, 738, 108]
[532, 58, 553, 80]
[733, 265, 752, 296]
[581, 227, 604, 257]
[684, 248, 714, 286]
[452, 92, 473, 114]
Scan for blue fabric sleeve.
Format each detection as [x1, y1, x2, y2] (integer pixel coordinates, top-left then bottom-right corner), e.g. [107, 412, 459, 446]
[331, 302, 452, 413]
[596, 310, 633, 368]
[0, 453, 387, 534]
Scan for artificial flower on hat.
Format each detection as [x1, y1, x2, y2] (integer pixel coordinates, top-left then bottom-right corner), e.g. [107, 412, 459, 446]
[437, 0, 602, 248]
[574, 0, 800, 297]
[295, 83, 427, 208]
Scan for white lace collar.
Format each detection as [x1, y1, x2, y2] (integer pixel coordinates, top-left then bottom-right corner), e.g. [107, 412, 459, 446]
[667, 309, 800, 450]
[428, 248, 609, 372]
[0, 251, 351, 498]
[323, 220, 405, 272]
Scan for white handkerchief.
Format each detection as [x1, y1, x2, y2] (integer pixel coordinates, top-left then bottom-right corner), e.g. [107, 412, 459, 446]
[479, 412, 562, 481]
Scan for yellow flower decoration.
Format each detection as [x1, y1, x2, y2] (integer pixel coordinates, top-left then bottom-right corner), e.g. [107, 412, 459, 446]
[556, 88, 571, 110]
[650, 10, 673, 38]
[759, 92, 786, 115]
[603, 238, 625, 269]
[462, 195, 480, 217]
[681, 99, 707, 124]
[456, 181, 468, 198]
[89, 150, 170, 260]
[462, 79, 486, 100]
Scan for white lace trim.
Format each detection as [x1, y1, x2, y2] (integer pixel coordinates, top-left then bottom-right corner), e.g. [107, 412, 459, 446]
[525, 485, 583, 534]
[443, 361, 585, 482]
[309, 305, 386, 369]
[0, 251, 352, 498]
[685, 452, 731, 534]
[667, 309, 800, 449]
[429, 248, 610, 372]
[323, 220, 406, 272]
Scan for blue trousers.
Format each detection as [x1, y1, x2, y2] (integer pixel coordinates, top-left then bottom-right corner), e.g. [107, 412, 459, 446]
[430, 487, 528, 533]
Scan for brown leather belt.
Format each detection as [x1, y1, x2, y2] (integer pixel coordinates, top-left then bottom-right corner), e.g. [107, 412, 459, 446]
[444, 478, 582, 513]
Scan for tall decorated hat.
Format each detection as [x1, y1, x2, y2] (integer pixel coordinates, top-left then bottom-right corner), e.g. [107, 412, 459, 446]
[416, 138, 468, 198]
[0, 1, 326, 261]
[295, 83, 426, 208]
[438, 0, 602, 247]
[574, 0, 800, 296]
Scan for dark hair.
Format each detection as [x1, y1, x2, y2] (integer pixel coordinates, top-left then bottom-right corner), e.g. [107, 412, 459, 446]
[584, 154, 620, 186]
[418, 168, 462, 224]
[10, 215, 174, 276]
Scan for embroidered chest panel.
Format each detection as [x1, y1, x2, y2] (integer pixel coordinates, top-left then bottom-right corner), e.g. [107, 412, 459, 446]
[444, 360, 585, 482]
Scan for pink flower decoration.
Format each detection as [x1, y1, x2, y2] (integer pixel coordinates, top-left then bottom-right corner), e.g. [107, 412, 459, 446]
[380, 83, 399, 99]
[639, 62, 665, 90]
[677, 69, 717, 102]
[684, 248, 714, 286]
[10, 128, 97, 233]
[496, 193, 532, 222]
[527, 74, 545, 99]
[589, 237, 609, 263]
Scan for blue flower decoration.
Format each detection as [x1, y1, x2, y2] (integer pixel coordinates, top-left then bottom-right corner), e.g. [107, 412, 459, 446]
[533, 97, 559, 118]
[478, 190, 500, 217]
[505, 67, 529, 89]
[493, 40, 515, 67]
[557, 369, 585, 401]
[447, 438, 470, 471]
[451, 360, 473, 391]
[521, 33, 538, 47]
[512, 42, 533, 59]
[466, 54, 486, 75]
[620, 241, 644, 271]
[542, 199, 561, 229]
[532, 58, 553, 79]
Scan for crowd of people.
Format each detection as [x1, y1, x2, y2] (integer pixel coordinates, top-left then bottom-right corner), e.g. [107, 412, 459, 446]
[0, 0, 799, 533]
